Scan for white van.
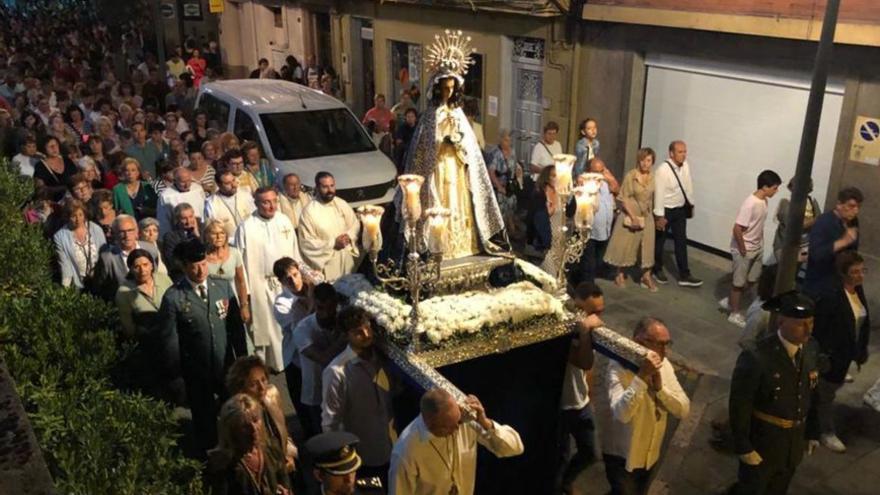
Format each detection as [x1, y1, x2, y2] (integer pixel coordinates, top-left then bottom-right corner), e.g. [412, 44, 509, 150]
[195, 79, 397, 205]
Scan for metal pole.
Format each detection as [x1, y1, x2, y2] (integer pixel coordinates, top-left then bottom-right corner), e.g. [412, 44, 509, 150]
[774, 0, 841, 295]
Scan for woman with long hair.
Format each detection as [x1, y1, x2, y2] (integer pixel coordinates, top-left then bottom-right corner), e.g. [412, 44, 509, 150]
[209, 394, 292, 495]
[226, 356, 298, 474]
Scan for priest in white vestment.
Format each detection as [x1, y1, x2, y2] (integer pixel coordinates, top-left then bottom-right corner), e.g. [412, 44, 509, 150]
[298, 172, 361, 282]
[232, 187, 300, 370]
[389, 389, 524, 495]
[278, 172, 311, 229]
[205, 168, 255, 237]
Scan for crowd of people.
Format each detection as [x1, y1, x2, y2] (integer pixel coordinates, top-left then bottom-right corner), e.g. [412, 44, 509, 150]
[2, 2, 878, 495]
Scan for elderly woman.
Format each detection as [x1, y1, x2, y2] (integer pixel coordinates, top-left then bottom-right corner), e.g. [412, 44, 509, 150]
[90, 190, 117, 240]
[66, 172, 94, 205]
[77, 156, 104, 190]
[604, 147, 657, 291]
[226, 357, 298, 474]
[487, 129, 519, 236]
[204, 219, 251, 324]
[242, 141, 275, 188]
[137, 217, 168, 274]
[115, 248, 173, 395]
[34, 136, 79, 201]
[201, 139, 219, 166]
[112, 157, 158, 220]
[53, 199, 107, 289]
[812, 251, 870, 454]
[209, 394, 292, 495]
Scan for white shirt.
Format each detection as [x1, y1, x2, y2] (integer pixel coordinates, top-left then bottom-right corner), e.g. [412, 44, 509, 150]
[12, 153, 38, 177]
[157, 184, 206, 236]
[389, 415, 524, 495]
[273, 287, 310, 369]
[605, 358, 690, 471]
[186, 277, 208, 298]
[529, 140, 563, 180]
[561, 363, 590, 410]
[292, 314, 329, 406]
[653, 159, 694, 217]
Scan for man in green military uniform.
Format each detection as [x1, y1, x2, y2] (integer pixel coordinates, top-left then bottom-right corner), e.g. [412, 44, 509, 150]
[729, 290, 823, 494]
[158, 238, 248, 455]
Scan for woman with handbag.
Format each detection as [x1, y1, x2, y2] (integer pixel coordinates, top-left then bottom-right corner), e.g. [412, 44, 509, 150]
[604, 148, 657, 291]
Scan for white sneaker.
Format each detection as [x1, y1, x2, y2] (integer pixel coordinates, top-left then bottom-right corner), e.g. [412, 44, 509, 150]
[845, 373, 854, 383]
[718, 297, 731, 312]
[820, 433, 847, 453]
[727, 312, 747, 328]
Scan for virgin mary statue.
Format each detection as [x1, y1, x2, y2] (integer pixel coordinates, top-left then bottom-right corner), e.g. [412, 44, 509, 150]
[397, 30, 507, 259]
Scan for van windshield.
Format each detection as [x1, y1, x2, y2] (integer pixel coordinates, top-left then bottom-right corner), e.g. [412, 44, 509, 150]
[259, 109, 376, 161]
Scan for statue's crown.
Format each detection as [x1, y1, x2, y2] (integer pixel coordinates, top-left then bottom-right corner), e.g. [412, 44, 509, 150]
[426, 29, 475, 80]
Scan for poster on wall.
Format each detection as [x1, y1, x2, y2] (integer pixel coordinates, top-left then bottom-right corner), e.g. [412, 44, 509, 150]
[182, 0, 202, 20]
[850, 115, 880, 166]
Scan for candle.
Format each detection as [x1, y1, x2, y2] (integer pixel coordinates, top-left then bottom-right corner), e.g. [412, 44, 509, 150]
[356, 205, 384, 253]
[398, 174, 424, 225]
[553, 154, 576, 196]
[573, 187, 594, 230]
[425, 208, 450, 254]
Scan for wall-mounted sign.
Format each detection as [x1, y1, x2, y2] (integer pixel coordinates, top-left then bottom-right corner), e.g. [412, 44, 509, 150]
[850, 115, 880, 166]
[182, 0, 203, 20]
[209, 0, 224, 14]
[159, 3, 175, 19]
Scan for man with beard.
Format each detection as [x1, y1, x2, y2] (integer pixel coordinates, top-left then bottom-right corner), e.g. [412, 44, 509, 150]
[232, 187, 299, 372]
[277, 172, 311, 229]
[204, 168, 255, 238]
[293, 282, 346, 439]
[298, 171, 361, 282]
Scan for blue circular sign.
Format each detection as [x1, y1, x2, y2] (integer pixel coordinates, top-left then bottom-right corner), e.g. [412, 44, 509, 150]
[860, 120, 880, 142]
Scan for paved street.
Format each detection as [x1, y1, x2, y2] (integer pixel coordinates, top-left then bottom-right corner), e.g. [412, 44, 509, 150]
[574, 247, 880, 495]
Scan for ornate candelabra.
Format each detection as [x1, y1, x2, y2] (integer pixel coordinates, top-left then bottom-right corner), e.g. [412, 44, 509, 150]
[548, 154, 605, 294]
[357, 175, 449, 353]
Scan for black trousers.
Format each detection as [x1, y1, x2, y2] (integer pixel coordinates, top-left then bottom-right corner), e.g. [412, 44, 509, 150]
[558, 406, 597, 487]
[653, 206, 691, 278]
[284, 364, 313, 438]
[731, 460, 796, 495]
[185, 377, 224, 457]
[603, 454, 653, 495]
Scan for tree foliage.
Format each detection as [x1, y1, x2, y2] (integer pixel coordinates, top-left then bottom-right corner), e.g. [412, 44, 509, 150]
[0, 162, 203, 494]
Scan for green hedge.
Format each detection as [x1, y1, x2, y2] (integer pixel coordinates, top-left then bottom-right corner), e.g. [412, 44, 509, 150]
[0, 163, 204, 494]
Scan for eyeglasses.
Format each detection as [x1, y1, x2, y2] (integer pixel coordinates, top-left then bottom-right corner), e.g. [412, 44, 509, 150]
[644, 338, 673, 348]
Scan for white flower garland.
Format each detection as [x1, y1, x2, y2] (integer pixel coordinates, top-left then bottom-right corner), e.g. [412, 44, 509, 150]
[334, 274, 411, 333]
[514, 258, 558, 293]
[334, 275, 563, 345]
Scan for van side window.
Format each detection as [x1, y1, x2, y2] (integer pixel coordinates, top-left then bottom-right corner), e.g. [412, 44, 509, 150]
[234, 110, 259, 145]
[198, 94, 230, 130]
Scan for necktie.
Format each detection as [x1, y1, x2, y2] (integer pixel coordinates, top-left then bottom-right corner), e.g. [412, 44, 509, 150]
[793, 348, 802, 369]
[198, 284, 207, 302]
